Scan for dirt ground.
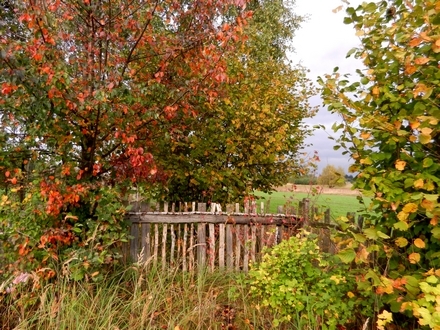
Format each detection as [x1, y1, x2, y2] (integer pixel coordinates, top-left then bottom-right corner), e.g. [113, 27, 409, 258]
[276, 183, 361, 196]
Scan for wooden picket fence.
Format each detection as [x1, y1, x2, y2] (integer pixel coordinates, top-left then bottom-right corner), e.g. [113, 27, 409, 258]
[124, 198, 348, 272]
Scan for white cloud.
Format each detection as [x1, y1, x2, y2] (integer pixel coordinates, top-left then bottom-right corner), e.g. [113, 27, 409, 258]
[290, 0, 365, 174]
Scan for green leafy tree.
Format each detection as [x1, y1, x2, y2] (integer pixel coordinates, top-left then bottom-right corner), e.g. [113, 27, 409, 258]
[320, 0, 440, 328]
[317, 165, 346, 188]
[152, 0, 316, 203]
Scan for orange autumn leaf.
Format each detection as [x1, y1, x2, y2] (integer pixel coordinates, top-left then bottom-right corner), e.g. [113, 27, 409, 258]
[414, 238, 426, 249]
[409, 252, 421, 264]
[421, 199, 435, 211]
[409, 37, 423, 47]
[372, 85, 380, 96]
[402, 203, 418, 213]
[392, 278, 407, 290]
[414, 57, 430, 65]
[413, 178, 424, 189]
[395, 160, 406, 171]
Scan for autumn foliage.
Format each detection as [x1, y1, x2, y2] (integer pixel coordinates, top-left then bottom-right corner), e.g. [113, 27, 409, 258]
[321, 0, 440, 328]
[0, 0, 255, 278]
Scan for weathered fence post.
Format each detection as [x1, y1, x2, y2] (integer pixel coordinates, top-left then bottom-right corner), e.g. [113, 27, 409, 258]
[197, 223, 206, 269]
[302, 198, 310, 227]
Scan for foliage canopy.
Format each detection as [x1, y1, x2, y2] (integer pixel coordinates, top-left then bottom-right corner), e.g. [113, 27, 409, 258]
[320, 0, 440, 328]
[0, 0, 252, 278]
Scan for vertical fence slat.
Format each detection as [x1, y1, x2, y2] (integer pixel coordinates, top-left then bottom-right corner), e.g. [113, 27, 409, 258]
[141, 223, 151, 263]
[303, 198, 310, 226]
[251, 225, 256, 263]
[259, 225, 265, 257]
[278, 225, 284, 243]
[162, 224, 168, 271]
[153, 224, 159, 266]
[243, 225, 249, 272]
[130, 223, 139, 262]
[189, 223, 194, 271]
[170, 224, 175, 267]
[209, 223, 215, 272]
[226, 224, 233, 270]
[325, 208, 331, 224]
[235, 225, 241, 271]
[197, 223, 206, 269]
[219, 223, 225, 269]
[183, 224, 188, 272]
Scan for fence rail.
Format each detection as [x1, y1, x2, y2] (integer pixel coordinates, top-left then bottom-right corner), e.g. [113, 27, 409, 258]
[125, 198, 347, 271]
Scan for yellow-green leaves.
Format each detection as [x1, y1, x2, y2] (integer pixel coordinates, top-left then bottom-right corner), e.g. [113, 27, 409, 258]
[320, 0, 440, 327]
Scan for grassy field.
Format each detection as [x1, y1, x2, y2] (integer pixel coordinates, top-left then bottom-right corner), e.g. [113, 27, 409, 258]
[254, 190, 372, 220]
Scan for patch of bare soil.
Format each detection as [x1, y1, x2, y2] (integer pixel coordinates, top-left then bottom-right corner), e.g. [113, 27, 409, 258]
[276, 184, 361, 196]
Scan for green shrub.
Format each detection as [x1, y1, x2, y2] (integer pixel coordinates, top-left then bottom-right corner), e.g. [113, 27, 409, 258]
[288, 175, 317, 185]
[247, 231, 374, 329]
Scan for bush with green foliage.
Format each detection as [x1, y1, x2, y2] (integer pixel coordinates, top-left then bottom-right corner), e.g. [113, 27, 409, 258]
[288, 175, 318, 185]
[320, 0, 440, 328]
[317, 165, 346, 188]
[247, 232, 374, 329]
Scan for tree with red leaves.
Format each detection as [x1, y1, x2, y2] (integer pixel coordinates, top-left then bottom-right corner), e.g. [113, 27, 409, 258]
[0, 0, 251, 278]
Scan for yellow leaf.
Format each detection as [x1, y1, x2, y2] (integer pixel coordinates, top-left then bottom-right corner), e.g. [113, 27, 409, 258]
[377, 310, 393, 330]
[347, 291, 355, 298]
[397, 211, 409, 222]
[409, 135, 417, 142]
[414, 238, 426, 249]
[356, 29, 365, 36]
[421, 127, 433, 135]
[395, 160, 406, 171]
[395, 237, 409, 247]
[409, 252, 421, 264]
[414, 179, 424, 189]
[372, 85, 380, 96]
[419, 133, 432, 144]
[402, 203, 418, 213]
[425, 268, 435, 276]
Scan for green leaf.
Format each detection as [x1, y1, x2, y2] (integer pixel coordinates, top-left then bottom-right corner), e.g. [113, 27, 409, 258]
[352, 232, 367, 243]
[337, 248, 356, 264]
[364, 227, 379, 240]
[394, 221, 409, 231]
[432, 227, 440, 240]
[423, 158, 434, 168]
[403, 275, 420, 296]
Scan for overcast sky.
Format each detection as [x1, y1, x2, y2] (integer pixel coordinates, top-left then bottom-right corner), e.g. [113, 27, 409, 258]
[289, 0, 365, 174]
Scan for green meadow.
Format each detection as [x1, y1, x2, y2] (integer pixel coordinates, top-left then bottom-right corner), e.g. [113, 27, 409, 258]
[254, 190, 372, 220]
